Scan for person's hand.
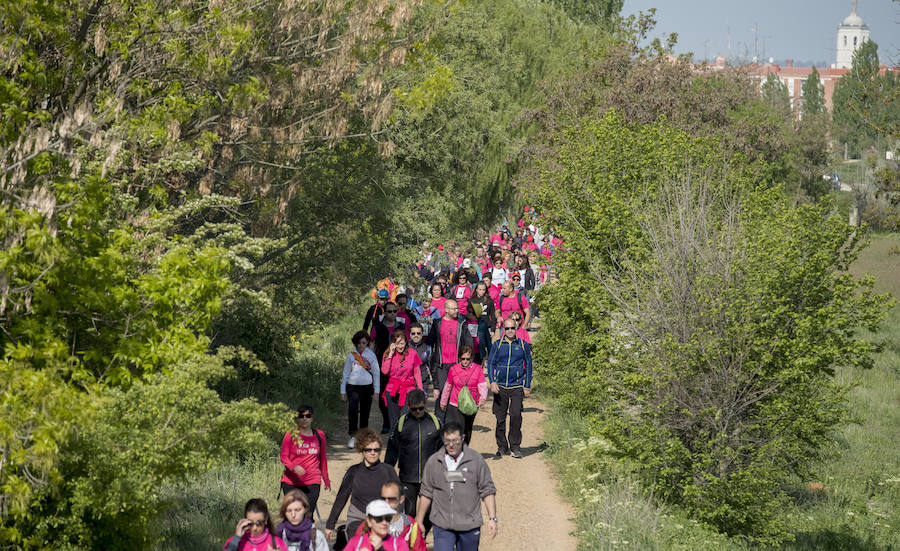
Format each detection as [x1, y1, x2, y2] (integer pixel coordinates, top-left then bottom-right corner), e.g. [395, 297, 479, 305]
[369, 532, 384, 549]
[490, 382, 499, 394]
[440, 404, 445, 411]
[325, 529, 335, 541]
[325, 484, 332, 491]
[340, 394, 347, 402]
[293, 465, 306, 476]
[523, 388, 531, 398]
[389, 342, 397, 353]
[487, 519, 498, 539]
[235, 518, 251, 537]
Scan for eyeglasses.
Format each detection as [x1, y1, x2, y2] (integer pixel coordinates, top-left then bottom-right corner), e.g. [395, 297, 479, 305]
[297, 413, 313, 418]
[371, 515, 393, 524]
[246, 519, 267, 527]
[363, 447, 382, 453]
[409, 406, 425, 412]
[444, 437, 462, 445]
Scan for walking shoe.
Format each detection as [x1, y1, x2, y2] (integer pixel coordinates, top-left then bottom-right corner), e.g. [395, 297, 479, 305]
[494, 450, 504, 460]
[511, 449, 522, 459]
[347, 437, 356, 449]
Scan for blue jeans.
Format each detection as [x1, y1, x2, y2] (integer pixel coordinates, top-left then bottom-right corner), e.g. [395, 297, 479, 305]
[433, 525, 481, 551]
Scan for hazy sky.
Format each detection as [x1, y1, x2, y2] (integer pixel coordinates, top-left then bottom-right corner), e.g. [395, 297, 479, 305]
[622, 0, 900, 66]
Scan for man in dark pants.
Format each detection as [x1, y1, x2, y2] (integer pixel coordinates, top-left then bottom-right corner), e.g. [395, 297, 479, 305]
[384, 389, 442, 534]
[487, 319, 533, 459]
[424, 299, 472, 422]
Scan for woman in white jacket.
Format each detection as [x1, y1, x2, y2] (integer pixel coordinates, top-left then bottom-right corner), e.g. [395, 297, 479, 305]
[341, 330, 380, 448]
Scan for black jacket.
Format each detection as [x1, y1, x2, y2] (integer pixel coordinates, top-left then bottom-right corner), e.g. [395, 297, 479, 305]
[523, 266, 536, 291]
[384, 412, 442, 483]
[424, 318, 473, 374]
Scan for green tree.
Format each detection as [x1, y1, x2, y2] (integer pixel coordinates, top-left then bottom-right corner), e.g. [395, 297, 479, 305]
[833, 39, 884, 156]
[532, 112, 890, 544]
[761, 73, 792, 119]
[548, 0, 623, 26]
[802, 66, 825, 115]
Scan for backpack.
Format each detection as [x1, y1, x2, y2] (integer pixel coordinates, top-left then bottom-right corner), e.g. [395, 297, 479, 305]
[397, 411, 440, 433]
[456, 370, 478, 416]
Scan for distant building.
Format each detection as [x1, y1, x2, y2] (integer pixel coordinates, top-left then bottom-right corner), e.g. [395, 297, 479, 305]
[834, 0, 870, 69]
[696, 1, 896, 116]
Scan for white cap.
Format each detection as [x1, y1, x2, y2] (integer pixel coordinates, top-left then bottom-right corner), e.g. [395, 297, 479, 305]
[366, 499, 397, 517]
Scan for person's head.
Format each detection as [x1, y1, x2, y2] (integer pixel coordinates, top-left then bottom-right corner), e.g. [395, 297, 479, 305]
[396, 293, 408, 310]
[502, 280, 515, 296]
[280, 490, 311, 526]
[502, 317, 518, 341]
[243, 498, 275, 537]
[409, 322, 424, 344]
[511, 312, 523, 327]
[493, 253, 502, 265]
[415, 258, 424, 267]
[377, 288, 389, 305]
[459, 345, 474, 366]
[515, 255, 526, 268]
[380, 480, 405, 511]
[383, 301, 398, 322]
[474, 281, 488, 298]
[391, 328, 408, 353]
[456, 271, 468, 286]
[406, 389, 427, 419]
[443, 299, 459, 320]
[295, 404, 314, 429]
[482, 271, 492, 285]
[352, 330, 370, 353]
[511, 271, 522, 286]
[363, 500, 396, 537]
[476, 245, 485, 257]
[355, 428, 383, 464]
[516, 228, 523, 237]
[442, 421, 464, 457]
[430, 282, 443, 299]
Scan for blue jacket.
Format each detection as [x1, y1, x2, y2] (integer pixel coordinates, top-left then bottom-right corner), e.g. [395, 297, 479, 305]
[487, 338, 533, 389]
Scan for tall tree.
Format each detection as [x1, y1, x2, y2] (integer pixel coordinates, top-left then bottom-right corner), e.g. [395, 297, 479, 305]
[761, 73, 792, 119]
[802, 66, 825, 115]
[833, 39, 884, 156]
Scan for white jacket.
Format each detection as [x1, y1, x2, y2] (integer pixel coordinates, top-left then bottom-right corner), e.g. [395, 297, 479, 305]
[341, 348, 380, 394]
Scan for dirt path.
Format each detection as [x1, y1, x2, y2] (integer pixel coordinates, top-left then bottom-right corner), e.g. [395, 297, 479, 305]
[317, 392, 577, 550]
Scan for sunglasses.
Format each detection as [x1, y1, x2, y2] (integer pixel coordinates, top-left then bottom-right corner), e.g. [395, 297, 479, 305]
[246, 519, 267, 527]
[385, 309, 398, 313]
[504, 326, 517, 330]
[297, 413, 313, 418]
[381, 495, 401, 502]
[461, 357, 473, 361]
[410, 332, 422, 336]
[371, 515, 393, 523]
[409, 406, 425, 412]
[363, 447, 382, 453]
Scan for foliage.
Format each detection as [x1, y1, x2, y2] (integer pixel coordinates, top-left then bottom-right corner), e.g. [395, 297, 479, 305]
[761, 74, 792, 119]
[532, 113, 891, 543]
[801, 67, 825, 115]
[547, 0, 623, 26]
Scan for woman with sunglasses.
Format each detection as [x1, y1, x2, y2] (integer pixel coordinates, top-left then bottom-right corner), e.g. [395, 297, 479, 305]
[225, 498, 288, 551]
[326, 428, 400, 542]
[280, 405, 330, 513]
[344, 499, 411, 551]
[381, 328, 424, 430]
[439, 345, 488, 445]
[449, 271, 473, 322]
[277, 490, 329, 551]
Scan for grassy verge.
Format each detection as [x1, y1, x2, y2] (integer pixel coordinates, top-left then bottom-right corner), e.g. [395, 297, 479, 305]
[542, 232, 900, 550]
[153, 306, 365, 550]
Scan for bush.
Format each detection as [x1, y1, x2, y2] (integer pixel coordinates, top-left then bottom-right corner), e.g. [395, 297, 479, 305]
[533, 113, 892, 543]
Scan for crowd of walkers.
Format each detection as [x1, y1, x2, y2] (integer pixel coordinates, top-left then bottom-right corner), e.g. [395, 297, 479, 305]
[225, 216, 559, 551]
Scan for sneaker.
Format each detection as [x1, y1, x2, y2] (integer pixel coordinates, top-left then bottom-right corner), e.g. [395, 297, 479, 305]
[347, 437, 356, 449]
[494, 450, 504, 459]
[511, 450, 522, 459]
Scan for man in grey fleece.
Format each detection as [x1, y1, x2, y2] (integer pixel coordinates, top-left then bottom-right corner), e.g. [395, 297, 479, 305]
[415, 422, 498, 550]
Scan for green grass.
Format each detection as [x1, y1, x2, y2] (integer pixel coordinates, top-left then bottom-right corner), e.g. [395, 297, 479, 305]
[153, 306, 366, 550]
[542, 231, 900, 550]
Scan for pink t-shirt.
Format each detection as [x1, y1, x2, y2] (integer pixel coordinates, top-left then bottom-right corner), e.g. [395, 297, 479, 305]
[439, 320, 459, 364]
[451, 284, 473, 318]
[280, 431, 330, 487]
[381, 351, 424, 405]
[488, 284, 501, 309]
[499, 292, 530, 321]
[432, 296, 447, 317]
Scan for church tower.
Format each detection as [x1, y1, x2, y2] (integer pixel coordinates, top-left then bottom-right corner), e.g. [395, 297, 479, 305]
[835, 0, 870, 69]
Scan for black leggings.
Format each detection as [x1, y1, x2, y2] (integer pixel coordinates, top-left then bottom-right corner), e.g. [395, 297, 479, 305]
[346, 383, 374, 435]
[445, 404, 476, 445]
[281, 482, 321, 513]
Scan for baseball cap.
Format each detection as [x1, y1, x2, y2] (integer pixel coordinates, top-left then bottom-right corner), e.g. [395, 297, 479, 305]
[366, 499, 397, 517]
[377, 289, 390, 299]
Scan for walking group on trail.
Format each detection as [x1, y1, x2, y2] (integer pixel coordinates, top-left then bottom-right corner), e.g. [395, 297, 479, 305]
[225, 214, 561, 551]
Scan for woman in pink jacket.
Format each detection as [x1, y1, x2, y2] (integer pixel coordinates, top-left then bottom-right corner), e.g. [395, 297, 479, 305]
[224, 498, 288, 551]
[381, 328, 424, 430]
[439, 345, 488, 445]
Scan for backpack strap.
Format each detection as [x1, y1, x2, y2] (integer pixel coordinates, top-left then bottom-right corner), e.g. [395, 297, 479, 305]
[515, 290, 524, 312]
[426, 411, 440, 430]
[397, 413, 407, 433]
